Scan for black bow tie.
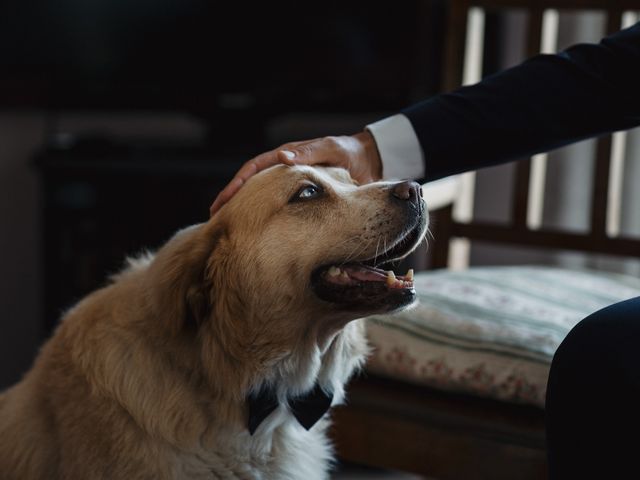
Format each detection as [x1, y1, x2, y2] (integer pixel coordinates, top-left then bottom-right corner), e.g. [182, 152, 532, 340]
[247, 384, 334, 435]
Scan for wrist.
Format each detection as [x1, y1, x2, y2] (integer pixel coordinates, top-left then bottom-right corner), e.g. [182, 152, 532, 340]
[353, 131, 382, 181]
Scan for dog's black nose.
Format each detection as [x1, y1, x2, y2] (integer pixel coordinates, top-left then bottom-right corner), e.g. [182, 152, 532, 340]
[391, 181, 422, 202]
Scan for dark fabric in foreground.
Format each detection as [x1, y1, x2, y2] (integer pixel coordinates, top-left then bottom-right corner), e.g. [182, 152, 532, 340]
[545, 296, 640, 479]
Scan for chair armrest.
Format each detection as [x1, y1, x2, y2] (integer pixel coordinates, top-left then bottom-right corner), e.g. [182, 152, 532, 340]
[421, 175, 462, 211]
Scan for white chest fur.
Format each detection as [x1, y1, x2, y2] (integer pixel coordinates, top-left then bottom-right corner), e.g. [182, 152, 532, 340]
[175, 410, 334, 480]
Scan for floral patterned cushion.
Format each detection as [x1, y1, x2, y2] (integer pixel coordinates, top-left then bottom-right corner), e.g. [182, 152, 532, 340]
[365, 266, 640, 407]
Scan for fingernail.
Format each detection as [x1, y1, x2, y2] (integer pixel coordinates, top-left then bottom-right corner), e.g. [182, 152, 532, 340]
[281, 150, 296, 160]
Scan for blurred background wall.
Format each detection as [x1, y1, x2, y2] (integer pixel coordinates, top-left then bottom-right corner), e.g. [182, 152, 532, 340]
[0, 112, 44, 388]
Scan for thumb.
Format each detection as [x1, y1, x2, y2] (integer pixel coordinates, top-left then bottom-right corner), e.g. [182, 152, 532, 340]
[277, 149, 298, 164]
[277, 145, 329, 167]
[276, 149, 306, 166]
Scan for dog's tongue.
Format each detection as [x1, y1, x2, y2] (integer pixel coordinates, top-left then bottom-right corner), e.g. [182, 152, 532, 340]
[324, 264, 414, 289]
[343, 265, 388, 281]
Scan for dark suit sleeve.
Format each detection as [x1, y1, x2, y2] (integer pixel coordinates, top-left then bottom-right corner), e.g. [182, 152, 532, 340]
[402, 22, 640, 182]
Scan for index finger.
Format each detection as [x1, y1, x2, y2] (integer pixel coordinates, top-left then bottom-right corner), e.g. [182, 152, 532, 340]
[209, 150, 295, 216]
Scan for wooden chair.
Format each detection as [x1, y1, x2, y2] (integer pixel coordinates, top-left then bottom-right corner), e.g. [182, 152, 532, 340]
[330, 2, 640, 479]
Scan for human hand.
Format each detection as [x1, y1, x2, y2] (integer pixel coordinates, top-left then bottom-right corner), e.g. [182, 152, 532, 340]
[209, 131, 382, 215]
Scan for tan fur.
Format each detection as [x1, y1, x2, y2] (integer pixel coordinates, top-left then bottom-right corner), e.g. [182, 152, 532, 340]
[0, 166, 426, 479]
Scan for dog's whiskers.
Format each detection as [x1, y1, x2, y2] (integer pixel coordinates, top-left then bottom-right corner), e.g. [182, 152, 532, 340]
[327, 235, 364, 264]
[424, 228, 433, 251]
[341, 237, 377, 266]
[341, 243, 369, 265]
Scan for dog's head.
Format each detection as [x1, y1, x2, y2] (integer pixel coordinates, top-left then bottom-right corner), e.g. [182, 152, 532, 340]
[217, 165, 426, 315]
[147, 165, 427, 391]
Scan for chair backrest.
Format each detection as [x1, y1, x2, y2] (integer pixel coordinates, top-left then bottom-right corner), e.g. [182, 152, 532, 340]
[429, 0, 640, 269]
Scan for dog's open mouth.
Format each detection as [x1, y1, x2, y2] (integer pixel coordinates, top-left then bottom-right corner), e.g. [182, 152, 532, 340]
[321, 264, 414, 289]
[311, 219, 425, 312]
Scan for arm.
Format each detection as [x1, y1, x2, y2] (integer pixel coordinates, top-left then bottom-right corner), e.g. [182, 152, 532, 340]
[404, 21, 640, 181]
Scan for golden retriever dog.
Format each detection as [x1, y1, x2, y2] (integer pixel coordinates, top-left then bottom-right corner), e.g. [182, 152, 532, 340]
[0, 165, 428, 479]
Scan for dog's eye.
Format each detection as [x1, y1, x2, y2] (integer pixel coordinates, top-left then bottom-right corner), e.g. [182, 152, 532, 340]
[291, 184, 322, 202]
[299, 185, 320, 198]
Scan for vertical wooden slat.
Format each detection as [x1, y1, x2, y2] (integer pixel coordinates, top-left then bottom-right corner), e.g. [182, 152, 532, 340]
[430, 206, 454, 269]
[453, 5, 485, 225]
[512, 167, 533, 230]
[527, 9, 559, 230]
[511, 8, 544, 229]
[590, 9, 622, 237]
[436, 0, 470, 271]
[606, 131, 627, 236]
[591, 136, 613, 237]
[450, 5, 486, 269]
[443, 0, 471, 92]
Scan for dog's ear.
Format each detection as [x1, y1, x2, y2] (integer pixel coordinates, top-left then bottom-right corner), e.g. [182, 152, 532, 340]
[147, 223, 226, 335]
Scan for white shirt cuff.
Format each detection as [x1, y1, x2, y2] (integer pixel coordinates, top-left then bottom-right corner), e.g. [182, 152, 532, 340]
[366, 114, 425, 181]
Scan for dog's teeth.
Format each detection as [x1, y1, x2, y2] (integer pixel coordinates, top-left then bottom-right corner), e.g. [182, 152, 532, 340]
[328, 266, 341, 277]
[386, 271, 397, 286]
[341, 271, 350, 281]
[405, 269, 414, 281]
